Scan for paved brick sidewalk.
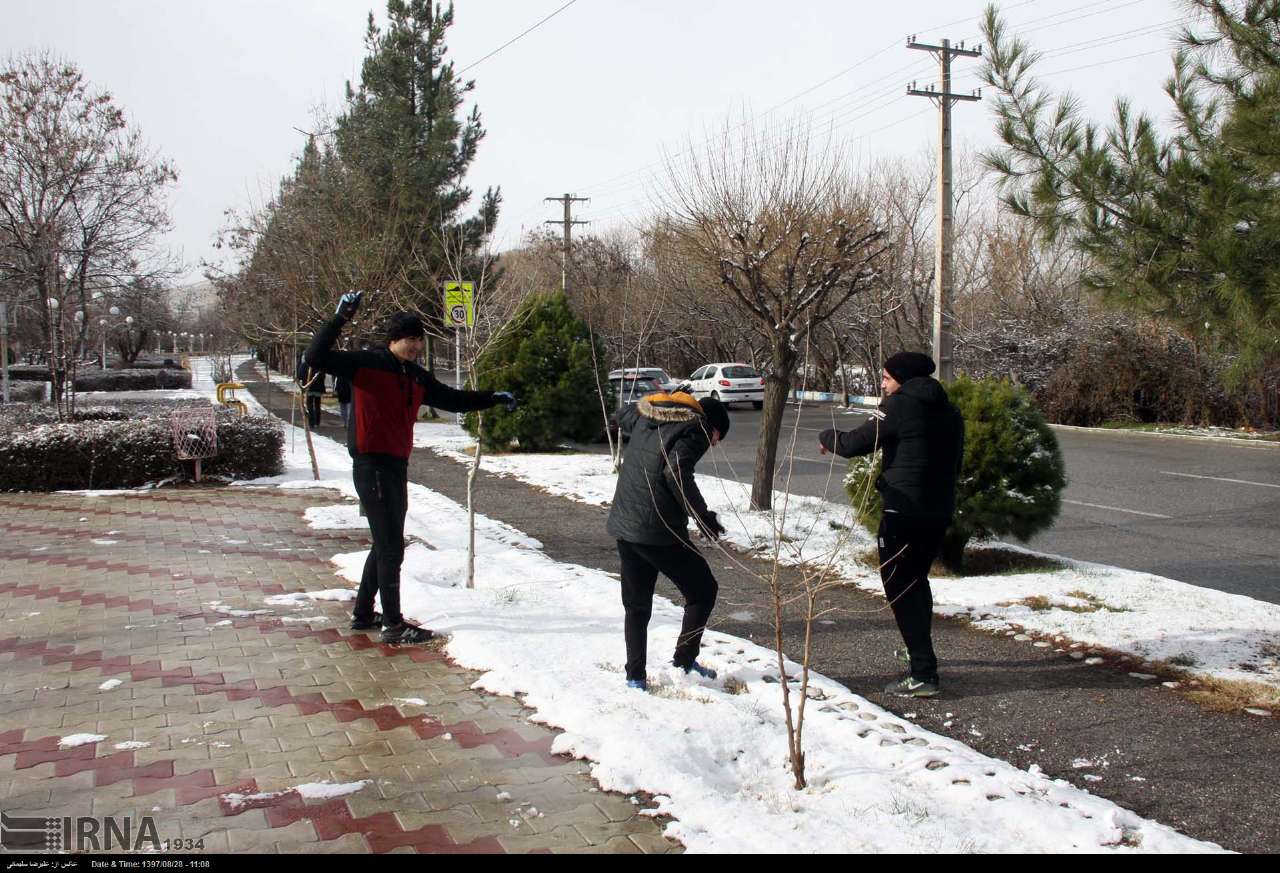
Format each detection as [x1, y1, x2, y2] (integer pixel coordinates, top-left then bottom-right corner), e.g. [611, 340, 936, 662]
[0, 487, 680, 854]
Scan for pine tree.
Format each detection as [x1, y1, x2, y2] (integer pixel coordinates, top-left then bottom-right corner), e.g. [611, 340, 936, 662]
[980, 1, 1280, 381]
[335, 0, 500, 337]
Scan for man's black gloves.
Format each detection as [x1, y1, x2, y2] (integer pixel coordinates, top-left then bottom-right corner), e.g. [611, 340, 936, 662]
[492, 391, 518, 412]
[335, 290, 363, 321]
[698, 510, 727, 541]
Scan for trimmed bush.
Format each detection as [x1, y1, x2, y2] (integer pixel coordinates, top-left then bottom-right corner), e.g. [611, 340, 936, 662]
[1, 366, 191, 390]
[3, 381, 45, 402]
[844, 376, 1066, 572]
[463, 290, 608, 451]
[5, 365, 53, 382]
[0, 406, 283, 491]
[75, 368, 192, 391]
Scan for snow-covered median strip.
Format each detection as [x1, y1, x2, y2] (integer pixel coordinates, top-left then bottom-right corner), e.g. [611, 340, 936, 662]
[414, 424, 1280, 696]
[229, 393, 1221, 852]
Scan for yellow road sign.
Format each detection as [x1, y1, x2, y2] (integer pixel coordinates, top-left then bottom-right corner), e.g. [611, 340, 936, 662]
[443, 281, 474, 328]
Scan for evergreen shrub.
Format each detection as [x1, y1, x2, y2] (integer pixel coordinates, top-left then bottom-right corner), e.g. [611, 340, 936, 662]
[844, 376, 1066, 571]
[463, 291, 608, 451]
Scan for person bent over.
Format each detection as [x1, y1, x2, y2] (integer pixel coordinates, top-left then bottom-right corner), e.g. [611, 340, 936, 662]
[305, 291, 516, 644]
[819, 352, 964, 698]
[606, 389, 731, 690]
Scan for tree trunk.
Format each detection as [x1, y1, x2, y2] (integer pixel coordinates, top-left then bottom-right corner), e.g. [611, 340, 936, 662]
[750, 342, 797, 511]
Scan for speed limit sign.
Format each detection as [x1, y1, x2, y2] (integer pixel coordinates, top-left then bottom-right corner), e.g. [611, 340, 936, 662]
[443, 282, 474, 328]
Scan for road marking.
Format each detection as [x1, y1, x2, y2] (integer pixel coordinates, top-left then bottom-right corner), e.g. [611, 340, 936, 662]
[1161, 471, 1280, 489]
[1063, 499, 1172, 519]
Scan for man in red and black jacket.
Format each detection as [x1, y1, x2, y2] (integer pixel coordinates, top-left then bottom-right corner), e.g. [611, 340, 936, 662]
[304, 291, 516, 645]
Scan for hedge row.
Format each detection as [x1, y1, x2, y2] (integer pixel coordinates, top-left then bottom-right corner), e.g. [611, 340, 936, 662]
[0, 400, 193, 431]
[76, 368, 192, 391]
[4, 366, 191, 391]
[0, 407, 284, 491]
[4, 382, 45, 402]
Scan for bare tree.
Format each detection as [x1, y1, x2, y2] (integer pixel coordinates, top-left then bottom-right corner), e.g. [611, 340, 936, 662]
[656, 118, 886, 510]
[0, 51, 178, 417]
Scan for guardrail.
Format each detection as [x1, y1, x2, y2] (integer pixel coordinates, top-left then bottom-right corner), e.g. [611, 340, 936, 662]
[790, 389, 880, 406]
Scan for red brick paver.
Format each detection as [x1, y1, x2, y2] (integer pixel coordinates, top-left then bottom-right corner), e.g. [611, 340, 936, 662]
[0, 488, 680, 854]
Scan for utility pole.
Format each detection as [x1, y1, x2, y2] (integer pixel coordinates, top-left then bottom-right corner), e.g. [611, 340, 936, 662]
[907, 35, 981, 382]
[544, 193, 589, 292]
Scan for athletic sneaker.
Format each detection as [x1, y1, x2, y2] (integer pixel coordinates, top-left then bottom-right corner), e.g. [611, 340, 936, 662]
[893, 647, 910, 664]
[883, 675, 940, 698]
[679, 660, 717, 680]
[626, 678, 648, 690]
[381, 623, 434, 645]
[350, 611, 382, 631]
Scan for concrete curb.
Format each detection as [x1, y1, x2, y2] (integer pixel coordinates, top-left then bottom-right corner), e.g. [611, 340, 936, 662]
[1049, 422, 1280, 450]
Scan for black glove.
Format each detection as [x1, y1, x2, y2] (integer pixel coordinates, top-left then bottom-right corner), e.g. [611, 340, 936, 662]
[335, 290, 363, 320]
[492, 391, 518, 412]
[698, 510, 727, 541]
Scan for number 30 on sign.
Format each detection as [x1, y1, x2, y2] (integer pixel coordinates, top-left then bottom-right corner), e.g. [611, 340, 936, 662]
[443, 281, 474, 328]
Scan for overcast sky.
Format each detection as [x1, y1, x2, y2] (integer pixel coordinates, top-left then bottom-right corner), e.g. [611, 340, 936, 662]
[4, 0, 1193, 285]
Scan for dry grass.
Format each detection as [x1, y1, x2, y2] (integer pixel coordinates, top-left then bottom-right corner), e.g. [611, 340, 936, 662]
[1177, 673, 1280, 714]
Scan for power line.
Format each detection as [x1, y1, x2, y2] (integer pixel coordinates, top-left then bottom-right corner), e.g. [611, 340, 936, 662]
[458, 0, 580, 75]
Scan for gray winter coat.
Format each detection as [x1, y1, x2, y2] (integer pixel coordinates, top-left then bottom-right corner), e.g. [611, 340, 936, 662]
[606, 394, 717, 545]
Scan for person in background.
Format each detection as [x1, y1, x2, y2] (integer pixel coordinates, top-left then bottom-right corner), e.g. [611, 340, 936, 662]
[296, 351, 324, 428]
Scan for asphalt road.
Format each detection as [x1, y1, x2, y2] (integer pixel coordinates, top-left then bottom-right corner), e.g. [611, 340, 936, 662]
[654, 402, 1280, 604]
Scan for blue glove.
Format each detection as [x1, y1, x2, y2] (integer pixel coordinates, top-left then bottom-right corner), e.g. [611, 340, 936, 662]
[492, 391, 518, 412]
[335, 290, 363, 320]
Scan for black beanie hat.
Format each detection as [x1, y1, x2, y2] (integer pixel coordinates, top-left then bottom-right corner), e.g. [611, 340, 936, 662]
[883, 351, 936, 383]
[386, 312, 426, 342]
[699, 396, 730, 439]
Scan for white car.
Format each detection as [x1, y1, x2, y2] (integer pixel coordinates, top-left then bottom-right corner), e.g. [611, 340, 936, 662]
[686, 362, 765, 409]
[608, 367, 679, 392]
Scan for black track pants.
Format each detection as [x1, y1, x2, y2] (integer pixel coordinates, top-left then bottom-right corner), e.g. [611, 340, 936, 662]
[878, 512, 948, 683]
[304, 393, 322, 428]
[618, 539, 719, 682]
[352, 458, 408, 628]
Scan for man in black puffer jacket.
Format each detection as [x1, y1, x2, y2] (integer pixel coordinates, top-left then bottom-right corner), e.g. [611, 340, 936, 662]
[607, 390, 731, 690]
[819, 352, 964, 698]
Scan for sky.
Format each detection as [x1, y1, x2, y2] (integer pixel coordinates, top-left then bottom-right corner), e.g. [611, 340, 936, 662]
[3, 0, 1194, 285]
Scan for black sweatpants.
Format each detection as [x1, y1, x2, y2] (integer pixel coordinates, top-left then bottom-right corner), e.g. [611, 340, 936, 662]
[304, 393, 322, 428]
[618, 538, 719, 682]
[878, 511, 948, 684]
[352, 457, 409, 628]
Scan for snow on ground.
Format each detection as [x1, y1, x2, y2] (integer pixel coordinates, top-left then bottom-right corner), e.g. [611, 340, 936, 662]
[221, 780, 369, 810]
[414, 424, 1280, 695]
[58, 733, 106, 748]
[76, 389, 206, 402]
[209, 360, 1222, 852]
[264, 589, 356, 606]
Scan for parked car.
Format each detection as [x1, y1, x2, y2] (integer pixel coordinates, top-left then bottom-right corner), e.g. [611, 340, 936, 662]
[608, 374, 662, 408]
[685, 362, 764, 409]
[608, 367, 679, 392]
